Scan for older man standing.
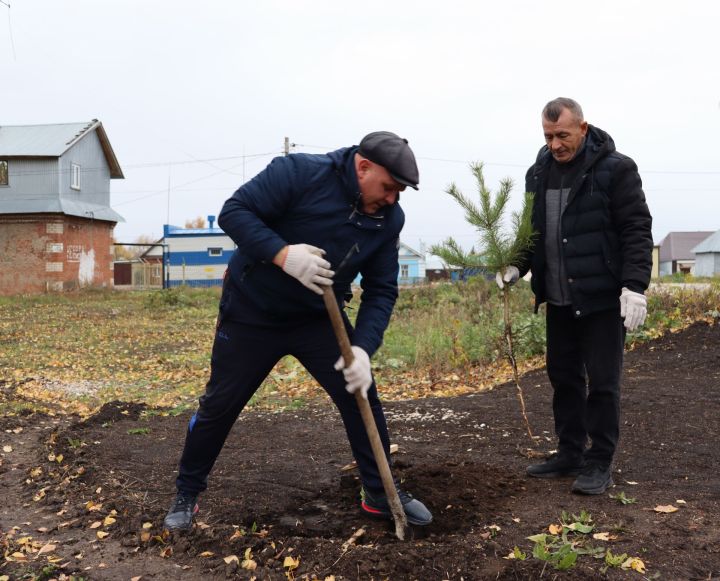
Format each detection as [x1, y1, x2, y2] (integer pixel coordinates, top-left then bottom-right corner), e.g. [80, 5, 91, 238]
[498, 98, 653, 495]
[163, 131, 432, 530]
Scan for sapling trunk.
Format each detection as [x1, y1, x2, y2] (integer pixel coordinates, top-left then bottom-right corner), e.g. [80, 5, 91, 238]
[502, 285, 534, 440]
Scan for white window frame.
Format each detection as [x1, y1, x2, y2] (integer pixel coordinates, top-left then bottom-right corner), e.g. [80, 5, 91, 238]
[208, 247, 223, 257]
[400, 264, 409, 278]
[71, 163, 81, 190]
[0, 159, 8, 186]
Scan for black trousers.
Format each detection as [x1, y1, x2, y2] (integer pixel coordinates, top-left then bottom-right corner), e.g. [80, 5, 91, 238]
[545, 304, 625, 465]
[175, 313, 391, 495]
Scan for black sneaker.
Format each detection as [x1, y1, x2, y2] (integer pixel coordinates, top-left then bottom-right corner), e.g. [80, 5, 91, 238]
[163, 491, 199, 531]
[361, 487, 433, 526]
[572, 464, 613, 495]
[526, 453, 585, 478]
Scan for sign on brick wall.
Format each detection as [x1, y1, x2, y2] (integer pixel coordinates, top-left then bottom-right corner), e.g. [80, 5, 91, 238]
[66, 245, 83, 262]
[46, 223, 64, 234]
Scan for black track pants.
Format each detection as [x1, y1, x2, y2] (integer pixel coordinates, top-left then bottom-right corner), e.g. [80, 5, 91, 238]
[545, 304, 625, 464]
[175, 315, 391, 495]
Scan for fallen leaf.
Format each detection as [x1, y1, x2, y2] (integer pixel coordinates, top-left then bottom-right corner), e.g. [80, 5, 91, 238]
[160, 546, 173, 558]
[676, 499, 687, 505]
[36, 543, 57, 556]
[241, 558, 257, 570]
[55, 454, 64, 463]
[223, 555, 240, 565]
[593, 532, 615, 541]
[96, 531, 109, 539]
[142, 522, 153, 529]
[621, 557, 646, 573]
[3, 445, 12, 453]
[89, 521, 102, 529]
[103, 516, 116, 526]
[654, 505, 679, 513]
[548, 524, 562, 535]
[140, 531, 151, 542]
[199, 551, 214, 557]
[625, 480, 639, 485]
[284, 556, 300, 570]
[131, 577, 142, 581]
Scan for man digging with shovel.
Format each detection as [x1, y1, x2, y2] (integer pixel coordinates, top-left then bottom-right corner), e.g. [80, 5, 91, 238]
[163, 131, 432, 531]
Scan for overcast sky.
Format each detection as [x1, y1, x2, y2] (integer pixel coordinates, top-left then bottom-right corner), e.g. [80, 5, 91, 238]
[3, 0, 719, 257]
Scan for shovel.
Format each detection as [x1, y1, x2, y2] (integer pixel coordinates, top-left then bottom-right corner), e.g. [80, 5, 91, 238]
[322, 284, 407, 540]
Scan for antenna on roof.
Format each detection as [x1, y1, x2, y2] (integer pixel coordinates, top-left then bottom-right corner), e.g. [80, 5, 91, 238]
[1, 0, 16, 61]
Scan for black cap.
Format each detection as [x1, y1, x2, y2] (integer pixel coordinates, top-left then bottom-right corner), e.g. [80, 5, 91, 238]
[358, 131, 419, 190]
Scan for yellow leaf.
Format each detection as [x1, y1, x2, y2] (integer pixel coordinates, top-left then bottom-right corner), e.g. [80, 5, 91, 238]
[2, 445, 12, 453]
[284, 556, 300, 570]
[241, 558, 257, 570]
[548, 524, 562, 535]
[103, 516, 116, 526]
[228, 529, 244, 541]
[593, 532, 612, 541]
[142, 522, 153, 529]
[654, 505, 679, 513]
[47, 453, 55, 462]
[36, 543, 56, 556]
[85, 501, 103, 512]
[55, 454, 64, 463]
[89, 521, 102, 529]
[199, 551, 214, 557]
[223, 555, 240, 565]
[96, 531, 110, 539]
[621, 557, 646, 573]
[676, 499, 687, 505]
[140, 531, 151, 542]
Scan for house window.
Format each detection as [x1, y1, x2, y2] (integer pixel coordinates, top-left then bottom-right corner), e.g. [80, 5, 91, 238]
[71, 163, 81, 190]
[208, 247, 223, 257]
[0, 160, 8, 186]
[400, 264, 409, 278]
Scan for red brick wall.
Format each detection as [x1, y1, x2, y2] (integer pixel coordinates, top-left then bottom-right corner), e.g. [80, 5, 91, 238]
[0, 214, 116, 295]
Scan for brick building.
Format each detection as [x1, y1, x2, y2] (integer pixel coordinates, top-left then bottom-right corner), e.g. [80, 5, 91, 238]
[0, 120, 124, 294]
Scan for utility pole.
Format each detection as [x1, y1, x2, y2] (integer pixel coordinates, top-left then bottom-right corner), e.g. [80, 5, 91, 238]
[284, 137, 290, 156]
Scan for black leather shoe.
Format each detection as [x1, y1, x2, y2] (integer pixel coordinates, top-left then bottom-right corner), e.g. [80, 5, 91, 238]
[163, 491, 199, 531]
[572, 464, 613, 495]
[527, 453, 585, 478]
[361, 487, 433, 526]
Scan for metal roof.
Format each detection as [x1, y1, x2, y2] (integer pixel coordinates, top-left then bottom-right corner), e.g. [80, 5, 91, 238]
[692, 229, 720, 254]
[0, 120, 124, 178]
[658, 231, 714, 261]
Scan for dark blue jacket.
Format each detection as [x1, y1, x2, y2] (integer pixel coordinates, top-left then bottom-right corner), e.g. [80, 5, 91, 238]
[521, 125, 653, 317]
[217, 146, 403, 356]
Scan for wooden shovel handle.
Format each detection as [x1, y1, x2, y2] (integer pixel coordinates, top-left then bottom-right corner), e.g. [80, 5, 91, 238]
[322, 287, 407, 539]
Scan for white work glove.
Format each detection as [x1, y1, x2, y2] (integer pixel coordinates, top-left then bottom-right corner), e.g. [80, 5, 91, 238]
[334, 346, 372, 400]
[495, 265, 520, 289]
[620, 287, 647, 331]
[281, 244, 334, 295]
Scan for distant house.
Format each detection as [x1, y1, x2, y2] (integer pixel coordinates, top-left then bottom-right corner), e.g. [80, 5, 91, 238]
[691, 229, 720, 277]
[0, 120, 124, 294]
[148, 217, 424, 287]
[657, 231, 714, 276]
[398, 242, 426, 285]
[145, 216, 234, 287]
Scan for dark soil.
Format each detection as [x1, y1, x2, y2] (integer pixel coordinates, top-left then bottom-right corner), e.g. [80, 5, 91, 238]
[2, 321, 720, 580]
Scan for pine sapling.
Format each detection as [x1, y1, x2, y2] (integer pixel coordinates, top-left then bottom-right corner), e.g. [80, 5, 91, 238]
[430, 162, 537, 440]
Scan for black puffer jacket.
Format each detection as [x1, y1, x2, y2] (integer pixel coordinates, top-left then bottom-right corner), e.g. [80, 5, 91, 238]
[520, 125, 653, 317]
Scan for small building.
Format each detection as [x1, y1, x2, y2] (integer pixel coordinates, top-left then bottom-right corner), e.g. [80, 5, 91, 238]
[150, 217, 425, 288]
[691, 229, 720, 277]
[0, 120, 124, 294]
[398, 242, 426, 285]
[657, 231, 714, 276]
